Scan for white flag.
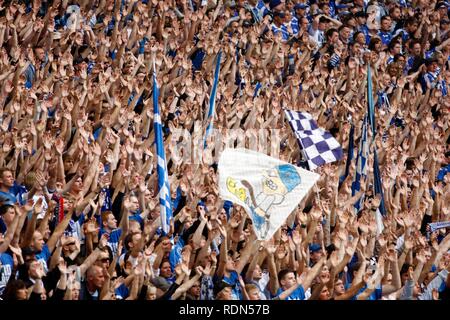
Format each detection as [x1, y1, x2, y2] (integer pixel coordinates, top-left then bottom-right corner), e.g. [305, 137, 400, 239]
[218, 148, 320, 240]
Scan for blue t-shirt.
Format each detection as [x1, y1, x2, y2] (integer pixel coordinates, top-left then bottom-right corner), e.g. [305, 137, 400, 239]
[115, 283, 129, 299]
[349, 283, 383, 300]
[0, 252, 14, 295]
[100, 228, 122, 256]
[378, 31, 392, 45]
[0, 190, 17, 205]
[276, 285, 306, 300]
[221, 271, 243, 300]
[168, 237, 184, 272]
[35, 244, 51, 274]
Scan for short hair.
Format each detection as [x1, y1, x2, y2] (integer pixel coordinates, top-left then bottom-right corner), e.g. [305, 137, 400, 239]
[0, 204, 14, 216]
[278, 269, 295, 284]
[159, 258, 170, 269]
[101, 211, 113, 224]
[0, 167, 12, 179]
[319, 16, 330, 24]
[393, 53, 405, 62]
[380, 15, 391, 23]
[388, 40, 401, 51]
[245, 284, 259, 293]
[326, 28, 338, 40]
[86, 265, 101, 278]
[123, 232, 140, 251]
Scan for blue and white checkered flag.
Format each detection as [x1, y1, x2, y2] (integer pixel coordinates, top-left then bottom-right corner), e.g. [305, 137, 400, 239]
[284, 110, 344, 170]
[153, 64, 172, 234]
[351, 114, 369, 213]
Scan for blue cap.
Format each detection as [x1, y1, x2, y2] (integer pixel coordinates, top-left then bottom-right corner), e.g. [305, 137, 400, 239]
[294, 3, 309, 10]
[223, 201, 233, 220]
[309, 243, 322, 253]
[270, 0, 282, 10]
[276, 164, 301, 192]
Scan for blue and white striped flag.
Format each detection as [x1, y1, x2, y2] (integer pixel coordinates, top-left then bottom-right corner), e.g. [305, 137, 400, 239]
[351, 114, 369, 213]
[153, 64, 172, 234]
[339, 122, 354, 189]
[204, 51, 222, 148]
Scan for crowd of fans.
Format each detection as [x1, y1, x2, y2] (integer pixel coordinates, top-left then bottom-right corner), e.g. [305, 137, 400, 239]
[0, 0, 449, 301]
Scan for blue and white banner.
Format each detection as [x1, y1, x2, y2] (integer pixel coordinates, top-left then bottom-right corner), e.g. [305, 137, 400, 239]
[218, 148, 320, 240]
[429, 221, 450, 233]
[153, 64, 172, 234]
[204, 51, 222, 148]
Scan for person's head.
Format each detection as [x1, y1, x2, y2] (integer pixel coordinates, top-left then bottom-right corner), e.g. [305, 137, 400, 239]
[294, 3, 308, 17]
[409, 39, 421, 56]
[245, 284, 261, 300]
[146, 285, 157, 300]
[272, 10, 286, 25]
[339, 25, 352, 43]
[309, 244, 323, 263]
[70, 281, 81, 300]
[318, 16, 330, 31]
[34, 47, 45, 62]
[63, 156, 74, 172]
[380, 15, 392, 32]
[388, 41, 402, 55]
[368, 37, 382, 52]
[326, 28, 339, 44]
[436, 2, 448, 18]
[0, 167, 14, 189]
[405, 18, 419, 34]
[425, 58, 439, 72]
[188, 280, 201, 298]
[269, 0, 284, 12]
[225, 251, 236, 272]
[353, 31, 366, 46]
[95, 249, 111, 269]
[159, 259, 172, 278]
[124, 231, 143, 254]
[334, 278, 346, 295]
[252, 264, 263, 280]
[311, 282, 331, 300]
[31, 231, 45, 252]
[355, 11, 367, 24]
[389, 5, 401, 20]
[3, 279, 28, 300]
[0, 204, 15, 226]
[128, 195, 140, 212]
[278, 269, 296, 290]
[350, 41, 363, 56]
[101, 211, 117, 231]
[86, 265, 105, 290]
[216, 284, 233, 300]
[71, 176, 84, 194]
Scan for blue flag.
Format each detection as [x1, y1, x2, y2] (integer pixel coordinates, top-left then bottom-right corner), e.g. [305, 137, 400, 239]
[153, 65, 172, 234]
[204, 51, 222, 148]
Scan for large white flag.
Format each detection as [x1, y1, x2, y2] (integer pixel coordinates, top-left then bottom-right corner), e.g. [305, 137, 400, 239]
[218, 148, 320, 240]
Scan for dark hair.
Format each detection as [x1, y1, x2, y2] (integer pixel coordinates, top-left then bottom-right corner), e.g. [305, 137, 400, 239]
[388, 40, 401, 52]
[278, 269, 295, 284]
[380, 15, 391, 23]
[400, 263, 411, 276]
[368, 37, 382, 51]
[123, 232, 140, 251]
[325, 28, 338, 41]
[0, 204, 14, 216]
[2, 279, 27, 300]
[394, 53, 405, 62]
